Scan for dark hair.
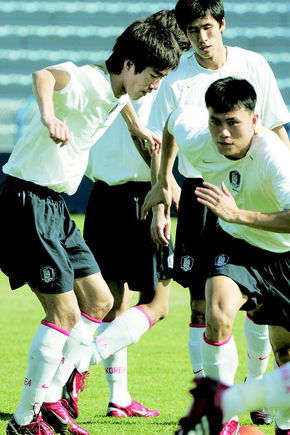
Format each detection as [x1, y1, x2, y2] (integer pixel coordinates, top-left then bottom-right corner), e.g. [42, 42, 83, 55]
[106, 20, 181, 75]
[175, 0, 225, 34]
[205, 77, 257, 113]
[145, 9, 191, 53]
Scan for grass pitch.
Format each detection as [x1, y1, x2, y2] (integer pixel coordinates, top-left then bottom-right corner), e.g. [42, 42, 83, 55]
[0, 216, 275, 434]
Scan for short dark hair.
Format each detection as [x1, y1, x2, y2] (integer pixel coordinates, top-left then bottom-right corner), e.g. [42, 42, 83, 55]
[205, 77, 257, 113]
[106, 20, 181, 75]
[175, 0, 225, 34]
[145, 9, 191, 53]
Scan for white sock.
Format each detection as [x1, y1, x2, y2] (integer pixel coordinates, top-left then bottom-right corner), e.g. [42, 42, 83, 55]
[95, 306, 152, 360]
[14, 322, 69, 425]
[202, 333, 238, 385]
[44, 313, 101, 403]
[188, 324, 205, 378]
[222, 361, 290, 424]
[244, 315, 271, 381]
[99, 319, 131, 407]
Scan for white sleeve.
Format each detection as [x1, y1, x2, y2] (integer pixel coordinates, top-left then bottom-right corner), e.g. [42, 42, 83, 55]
[264, 143, 290, 209]
[255, 55, 290, 128]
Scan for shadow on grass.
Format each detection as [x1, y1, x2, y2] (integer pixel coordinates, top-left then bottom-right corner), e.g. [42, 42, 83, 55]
[0, 412, 12, 420]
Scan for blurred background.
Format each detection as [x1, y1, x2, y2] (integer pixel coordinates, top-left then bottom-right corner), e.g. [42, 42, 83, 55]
[0, 0, 289, 211]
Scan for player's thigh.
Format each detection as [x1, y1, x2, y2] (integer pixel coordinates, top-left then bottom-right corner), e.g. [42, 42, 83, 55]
[33, 287, 80, 331]
[74, 272, 114, 318]
[269, 325, 290, 365]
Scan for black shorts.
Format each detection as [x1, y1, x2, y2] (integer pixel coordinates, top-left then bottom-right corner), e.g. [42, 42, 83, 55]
[83, 180, 174, 293]
[173, 178, 218, 293]
[0, 176, 99, 294]
[206, 225, 290, 331]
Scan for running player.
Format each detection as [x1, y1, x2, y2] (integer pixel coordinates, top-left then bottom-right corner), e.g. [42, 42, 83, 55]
[2, 20, 180, 435]
[141, 77, 290, 434]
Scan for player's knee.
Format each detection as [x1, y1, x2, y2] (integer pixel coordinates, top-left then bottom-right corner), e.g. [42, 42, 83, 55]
[205, 308, 232, 342]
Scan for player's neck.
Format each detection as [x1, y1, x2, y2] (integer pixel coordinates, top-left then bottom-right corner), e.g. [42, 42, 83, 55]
[196, 45, 227, 70]
[109, 72, 125, 98]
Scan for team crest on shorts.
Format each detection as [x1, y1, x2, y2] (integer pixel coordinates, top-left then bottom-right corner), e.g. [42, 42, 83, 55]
[180, 255, 194, 272]
[214, 254, 230, 269]
[40, 266, 56, 283]
[229, 170, 241, 191]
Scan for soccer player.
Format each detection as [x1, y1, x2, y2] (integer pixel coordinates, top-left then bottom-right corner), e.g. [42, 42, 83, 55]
[62, 9, 190, 419]
[141, 77, 290, 434]
[2, 20, 180, 434]
[147, 0, 290, 428]
[176, 362, 290, 435]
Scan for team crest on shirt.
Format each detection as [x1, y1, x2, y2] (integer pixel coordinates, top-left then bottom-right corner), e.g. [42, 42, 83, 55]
[214, 254, 230, 269]
[180, 255, 194, 272]
[229, 170, 241, 191]
[40, 266, 56, 283]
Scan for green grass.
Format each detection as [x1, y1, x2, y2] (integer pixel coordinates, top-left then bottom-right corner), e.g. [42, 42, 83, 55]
[0, 216, 275, 434]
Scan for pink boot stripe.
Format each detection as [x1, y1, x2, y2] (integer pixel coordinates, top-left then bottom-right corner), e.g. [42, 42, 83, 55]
[41, 320, 70, 336]
[203, 332, 232, 346]
[189, 323, 206, 328]
[134, 306, 152, 329]
[81, 312, 102, 324]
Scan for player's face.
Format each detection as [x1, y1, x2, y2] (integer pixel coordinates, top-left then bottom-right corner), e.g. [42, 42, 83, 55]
[124, 65, 169, 100]
[208, 106, 258, 159]
[186, 15, 225, 68]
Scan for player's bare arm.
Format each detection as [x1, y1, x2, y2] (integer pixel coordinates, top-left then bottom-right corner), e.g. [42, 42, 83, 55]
[150, 204, 171, 246]
[121, 100, 161, 154]
[196, 181, 290, 233]
[141, 119, 178, 220]
[32, 68, 71, 146]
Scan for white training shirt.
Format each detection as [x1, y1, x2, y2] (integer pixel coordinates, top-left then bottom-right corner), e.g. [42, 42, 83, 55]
[3, 61, 129, 195]
[85, 91, 157, 185]
[168, 106, 290, 253]
[148, 46, 290, 178]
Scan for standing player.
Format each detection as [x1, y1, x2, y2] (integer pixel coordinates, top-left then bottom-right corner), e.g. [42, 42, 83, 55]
[62, 9, 190, 420]
[147, 0, 290, 427]
[2, 20, 180, 435]
[141, 77, 290, 434]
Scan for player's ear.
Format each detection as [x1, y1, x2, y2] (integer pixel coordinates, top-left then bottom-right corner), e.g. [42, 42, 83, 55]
[124, 59, 134, 71]
[252, 113, 258, 130]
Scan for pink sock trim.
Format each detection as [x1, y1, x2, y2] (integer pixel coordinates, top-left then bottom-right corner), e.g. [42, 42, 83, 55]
[81, 312, 102, 324]
[41, 320, 70, 336]
[247, 313, 254, 321]
[134, 306, 152, 329]
[189, 323, 206, 328]
[102, 318, 114, 323]
[203, 332, 232, 347]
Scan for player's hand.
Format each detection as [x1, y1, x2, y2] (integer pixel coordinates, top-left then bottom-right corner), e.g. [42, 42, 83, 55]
[141, 182, 172, 220]
[151, 204, 171, 246]
[129, 124, 161, 155]
[195, 181, 239, 222]
[41, 115, 70, 146]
